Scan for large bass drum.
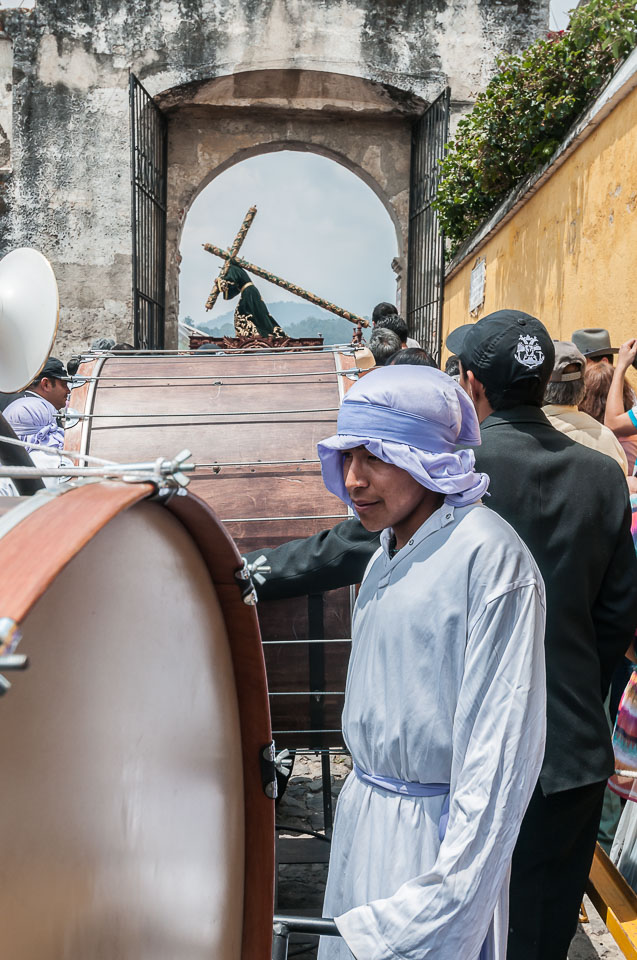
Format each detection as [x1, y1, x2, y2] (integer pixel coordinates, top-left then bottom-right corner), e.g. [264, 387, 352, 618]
[66, 349, 357, 754]
[0, 481, 273, 959]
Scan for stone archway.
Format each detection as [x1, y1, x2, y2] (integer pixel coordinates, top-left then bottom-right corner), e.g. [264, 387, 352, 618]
[157, 69, 428, 345]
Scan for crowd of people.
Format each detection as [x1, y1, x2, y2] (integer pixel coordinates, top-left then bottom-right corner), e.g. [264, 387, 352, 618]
[3, 308, 637, 958]
[246, 308, 637, 960]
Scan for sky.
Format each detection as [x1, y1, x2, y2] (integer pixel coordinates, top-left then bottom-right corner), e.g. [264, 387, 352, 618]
[550, 0, 576, 30]
[179, 151, 399, 328]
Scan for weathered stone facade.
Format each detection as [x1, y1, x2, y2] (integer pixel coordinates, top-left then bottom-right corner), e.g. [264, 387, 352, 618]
[0, 0, 548, 355]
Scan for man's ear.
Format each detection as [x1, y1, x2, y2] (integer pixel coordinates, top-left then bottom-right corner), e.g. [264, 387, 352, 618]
[464, 370, 494, 422]
[466, 370, 484, 401]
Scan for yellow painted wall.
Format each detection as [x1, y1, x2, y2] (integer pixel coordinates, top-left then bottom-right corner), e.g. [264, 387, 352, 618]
[443, 84, 637, 359]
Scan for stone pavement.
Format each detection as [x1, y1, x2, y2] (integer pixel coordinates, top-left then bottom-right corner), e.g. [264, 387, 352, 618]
[276, 754, 624, 959]
[570, 899, 623, 959]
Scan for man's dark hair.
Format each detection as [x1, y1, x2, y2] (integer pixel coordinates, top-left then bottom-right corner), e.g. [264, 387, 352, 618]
[369, 328, 402, 366]
[389, 347, 437, 368]
[371, 302, 398, 325]
[29, 373, 59, 388]
[445, 356, 460, 378]
[374, 314, 408, 344]
[459, 360, 548, 410]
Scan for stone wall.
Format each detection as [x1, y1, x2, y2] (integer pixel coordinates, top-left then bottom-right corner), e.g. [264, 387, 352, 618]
[0, 0, 548, 356]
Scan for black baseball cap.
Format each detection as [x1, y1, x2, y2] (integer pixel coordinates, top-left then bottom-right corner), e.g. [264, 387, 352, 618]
[446, 310, 555, 396]
[35, 357, 70, 381]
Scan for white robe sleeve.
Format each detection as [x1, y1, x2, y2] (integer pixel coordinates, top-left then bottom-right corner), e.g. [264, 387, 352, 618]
[334, 579, 547, 960]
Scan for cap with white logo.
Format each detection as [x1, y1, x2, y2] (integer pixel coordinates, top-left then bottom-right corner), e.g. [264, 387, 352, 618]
[445, 309, 555, 399]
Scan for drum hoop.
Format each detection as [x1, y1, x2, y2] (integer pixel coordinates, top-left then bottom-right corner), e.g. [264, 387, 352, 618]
[63, 356, 104, 458]
[0, 480, 153, 625]
[0, 486, 67, 542]
[165, 491, 274, 959]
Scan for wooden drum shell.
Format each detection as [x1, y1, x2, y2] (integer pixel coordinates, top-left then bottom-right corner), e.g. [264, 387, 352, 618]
[66, 352, 355, 752]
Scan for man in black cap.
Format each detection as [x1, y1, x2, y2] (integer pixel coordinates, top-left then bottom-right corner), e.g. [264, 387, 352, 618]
[3, 357, 71, 451]
[446, 309, 637, 960]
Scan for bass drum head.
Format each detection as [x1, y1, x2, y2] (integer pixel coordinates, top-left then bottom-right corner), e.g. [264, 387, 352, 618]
[0, 500, 244, 959]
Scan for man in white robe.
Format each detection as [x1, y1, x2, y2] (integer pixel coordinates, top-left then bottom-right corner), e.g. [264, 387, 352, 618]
[316, 365, 546, 960]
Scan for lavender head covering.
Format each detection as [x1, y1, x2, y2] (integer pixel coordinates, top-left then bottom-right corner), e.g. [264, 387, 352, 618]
[317, 365, 489, 509]
[3, 395, 65, 452]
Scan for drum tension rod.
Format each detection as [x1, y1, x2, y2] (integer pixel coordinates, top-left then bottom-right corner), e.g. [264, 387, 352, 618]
[234, 556, 271, 604]
[0, 618, 28, 697]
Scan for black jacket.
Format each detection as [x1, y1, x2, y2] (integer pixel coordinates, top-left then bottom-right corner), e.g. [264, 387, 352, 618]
[247, 405, 637, 794]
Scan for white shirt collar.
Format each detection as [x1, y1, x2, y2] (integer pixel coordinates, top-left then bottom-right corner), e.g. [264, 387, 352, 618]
[380, 503, 457, 560]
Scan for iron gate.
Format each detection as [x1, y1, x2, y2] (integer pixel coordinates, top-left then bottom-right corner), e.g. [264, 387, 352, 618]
[129, 74, 167, 349]
[406, 88, 450, 362]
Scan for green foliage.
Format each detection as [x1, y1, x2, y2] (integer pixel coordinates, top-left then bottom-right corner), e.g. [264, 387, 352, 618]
[434, 0, 637, 257]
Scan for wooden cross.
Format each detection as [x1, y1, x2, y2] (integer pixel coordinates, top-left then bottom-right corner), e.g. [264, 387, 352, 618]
[205, 204, 257, 311]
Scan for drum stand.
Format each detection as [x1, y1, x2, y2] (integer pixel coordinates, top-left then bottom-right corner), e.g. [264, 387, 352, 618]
[272, 915, 340, 960]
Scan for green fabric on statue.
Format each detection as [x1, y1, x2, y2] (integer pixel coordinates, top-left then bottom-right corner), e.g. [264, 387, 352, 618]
[219, 264, 286, 338]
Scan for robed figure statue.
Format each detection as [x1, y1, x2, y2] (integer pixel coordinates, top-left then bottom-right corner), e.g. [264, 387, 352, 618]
[219, 265, 287, 339]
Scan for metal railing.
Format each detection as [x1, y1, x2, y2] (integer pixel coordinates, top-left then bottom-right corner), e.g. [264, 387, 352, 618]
[406, 88, 450, 364]
[129, 74, 167, 350]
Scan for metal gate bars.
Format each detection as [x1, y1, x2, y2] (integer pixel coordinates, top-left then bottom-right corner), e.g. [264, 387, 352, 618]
[129, 74, 167, 350]
[406, 88, 451, 364]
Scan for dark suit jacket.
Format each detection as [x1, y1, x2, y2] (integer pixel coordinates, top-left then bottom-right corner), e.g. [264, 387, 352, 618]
[475, 406, 637, 793]
[246, 405, 637, 794]
[248, 517, 379, 601]
[0, 391, 25, 412]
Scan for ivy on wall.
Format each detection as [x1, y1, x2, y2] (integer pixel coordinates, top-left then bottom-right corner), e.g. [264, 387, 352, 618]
[434, 0, 637, 258]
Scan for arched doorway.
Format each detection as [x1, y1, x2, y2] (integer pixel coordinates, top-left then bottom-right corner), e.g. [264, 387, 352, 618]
[178, 148, 400, 343]
[130, 69, 449, 354]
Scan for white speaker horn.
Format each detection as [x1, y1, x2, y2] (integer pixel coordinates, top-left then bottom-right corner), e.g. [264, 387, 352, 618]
[0, 248, 59, 394]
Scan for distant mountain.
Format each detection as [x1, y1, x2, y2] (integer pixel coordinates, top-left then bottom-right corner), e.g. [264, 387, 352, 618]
[182, 301, 370, 346]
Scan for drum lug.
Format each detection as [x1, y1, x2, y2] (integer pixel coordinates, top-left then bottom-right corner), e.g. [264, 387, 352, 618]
[0, 620, 28, 697]
[235, 557, 262, 605]
[261, 741, 278, 800]
[0, 654, 29, 695]
[57, 407, 82, 430]
[0, 617, 21, 657]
